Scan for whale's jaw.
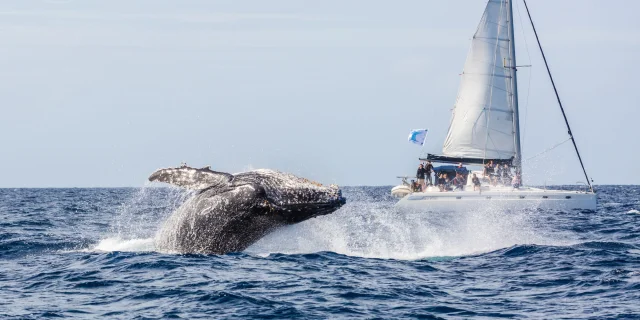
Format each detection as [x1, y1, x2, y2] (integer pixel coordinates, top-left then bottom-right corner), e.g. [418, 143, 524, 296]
[272, 196, 347, 224]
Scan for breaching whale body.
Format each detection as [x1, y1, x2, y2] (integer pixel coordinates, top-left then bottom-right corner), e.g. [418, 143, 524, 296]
[149, 166, 346, 254]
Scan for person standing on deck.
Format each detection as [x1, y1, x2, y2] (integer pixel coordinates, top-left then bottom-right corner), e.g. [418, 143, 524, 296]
[425, 161, 434, 186]
[416, 164, 426, 191]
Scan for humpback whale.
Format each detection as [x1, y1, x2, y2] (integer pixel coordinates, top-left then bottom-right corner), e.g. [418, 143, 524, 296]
[149, 166, 346, 254]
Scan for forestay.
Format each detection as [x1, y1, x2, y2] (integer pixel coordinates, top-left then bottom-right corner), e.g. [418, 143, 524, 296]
[442, 0, 516, 160]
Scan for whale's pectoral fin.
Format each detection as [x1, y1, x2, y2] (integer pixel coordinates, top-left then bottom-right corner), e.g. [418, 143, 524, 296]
[148, 166, 233, 190]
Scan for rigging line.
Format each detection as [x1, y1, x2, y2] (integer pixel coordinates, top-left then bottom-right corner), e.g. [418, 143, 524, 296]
[523, 137, 571, 162]
[522, 0, 594, 192]
[514, 0, 533, 154]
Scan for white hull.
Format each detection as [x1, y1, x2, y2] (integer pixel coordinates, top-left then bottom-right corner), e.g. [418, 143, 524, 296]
[395, 187, 597, 211]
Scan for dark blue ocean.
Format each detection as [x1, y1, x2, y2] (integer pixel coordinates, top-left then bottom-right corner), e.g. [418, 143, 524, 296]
[1, 186, 639, 319]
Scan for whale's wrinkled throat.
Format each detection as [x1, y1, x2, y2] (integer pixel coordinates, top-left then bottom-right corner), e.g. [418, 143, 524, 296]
[149, 166, 346, 254]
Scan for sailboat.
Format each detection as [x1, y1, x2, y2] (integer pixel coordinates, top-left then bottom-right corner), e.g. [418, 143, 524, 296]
[393, 0, 597, 211]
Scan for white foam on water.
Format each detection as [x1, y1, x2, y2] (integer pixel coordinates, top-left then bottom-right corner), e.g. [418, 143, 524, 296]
[92, 237, 156, 252]
[604, 202, 623, 207]
[248, 192, 571, 260]
[627, 209, 639, 214]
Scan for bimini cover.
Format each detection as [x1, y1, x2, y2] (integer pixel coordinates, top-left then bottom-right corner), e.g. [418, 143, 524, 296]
[442, 0, 516, 160]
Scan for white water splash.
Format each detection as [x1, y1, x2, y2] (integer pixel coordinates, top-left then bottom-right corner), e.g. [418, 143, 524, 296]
[248, 191, 570, 260]
[627, 209, 639, 214]
[88, 184, 192, 253]
[93, 237, 155, 252]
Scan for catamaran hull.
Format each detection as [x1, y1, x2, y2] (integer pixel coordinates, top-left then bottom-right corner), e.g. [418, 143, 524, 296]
[395, 190, 597, 211]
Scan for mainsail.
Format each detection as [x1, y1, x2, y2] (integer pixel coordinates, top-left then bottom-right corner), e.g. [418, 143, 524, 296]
[440, 0, 517, 161]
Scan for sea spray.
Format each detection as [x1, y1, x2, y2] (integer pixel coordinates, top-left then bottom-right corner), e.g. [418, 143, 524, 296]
[248, 187, 570, 260]
[94, 184, 192, 252]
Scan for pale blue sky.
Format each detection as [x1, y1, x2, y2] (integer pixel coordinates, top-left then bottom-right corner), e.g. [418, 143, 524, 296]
[1, 0, 638, 187]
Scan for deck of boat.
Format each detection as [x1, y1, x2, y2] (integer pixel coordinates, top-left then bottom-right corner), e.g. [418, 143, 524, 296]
[395, 186, 597, 211]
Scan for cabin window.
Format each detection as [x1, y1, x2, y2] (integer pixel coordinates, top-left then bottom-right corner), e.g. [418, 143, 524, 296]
[519, 196, 526, 199]
[565, 196, 572, 199]
[456, 197, 462, 200]
[542, 196, 549, 199]
[486, 196, 492, 199]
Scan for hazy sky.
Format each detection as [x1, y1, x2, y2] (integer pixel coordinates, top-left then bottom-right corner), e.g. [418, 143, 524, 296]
[1, 0, 638, 187]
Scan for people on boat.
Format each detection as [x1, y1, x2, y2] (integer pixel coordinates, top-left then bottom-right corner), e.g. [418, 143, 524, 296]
[416, 164, 426, 191]
[472, 173, 481, 191]
[437, 173, 447, 192]
[425, 161, 434, 186]
[453, 173, 465, 191]
[483, 161, 494, 177]
[512, 174, 521, 189]
[445, 174, 454, 191]
[410, 179, 420, 192]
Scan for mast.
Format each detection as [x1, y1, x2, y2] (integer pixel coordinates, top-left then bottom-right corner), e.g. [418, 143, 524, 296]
[507, 0, 523, 176]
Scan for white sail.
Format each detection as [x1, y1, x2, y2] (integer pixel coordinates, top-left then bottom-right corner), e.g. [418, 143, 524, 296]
[442, 0, 516, 160]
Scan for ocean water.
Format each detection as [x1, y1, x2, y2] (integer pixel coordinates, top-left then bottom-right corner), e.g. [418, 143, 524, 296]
[1, 186, 639, 319]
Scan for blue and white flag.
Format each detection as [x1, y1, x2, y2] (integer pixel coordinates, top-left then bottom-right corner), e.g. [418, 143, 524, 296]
[408, 129, 428, 146]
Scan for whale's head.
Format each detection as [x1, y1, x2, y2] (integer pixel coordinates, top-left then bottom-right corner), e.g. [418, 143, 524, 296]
[234, 169, 346, 223]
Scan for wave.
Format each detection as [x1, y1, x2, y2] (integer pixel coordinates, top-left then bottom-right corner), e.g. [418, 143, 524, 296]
[571, 241, 638, 251]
